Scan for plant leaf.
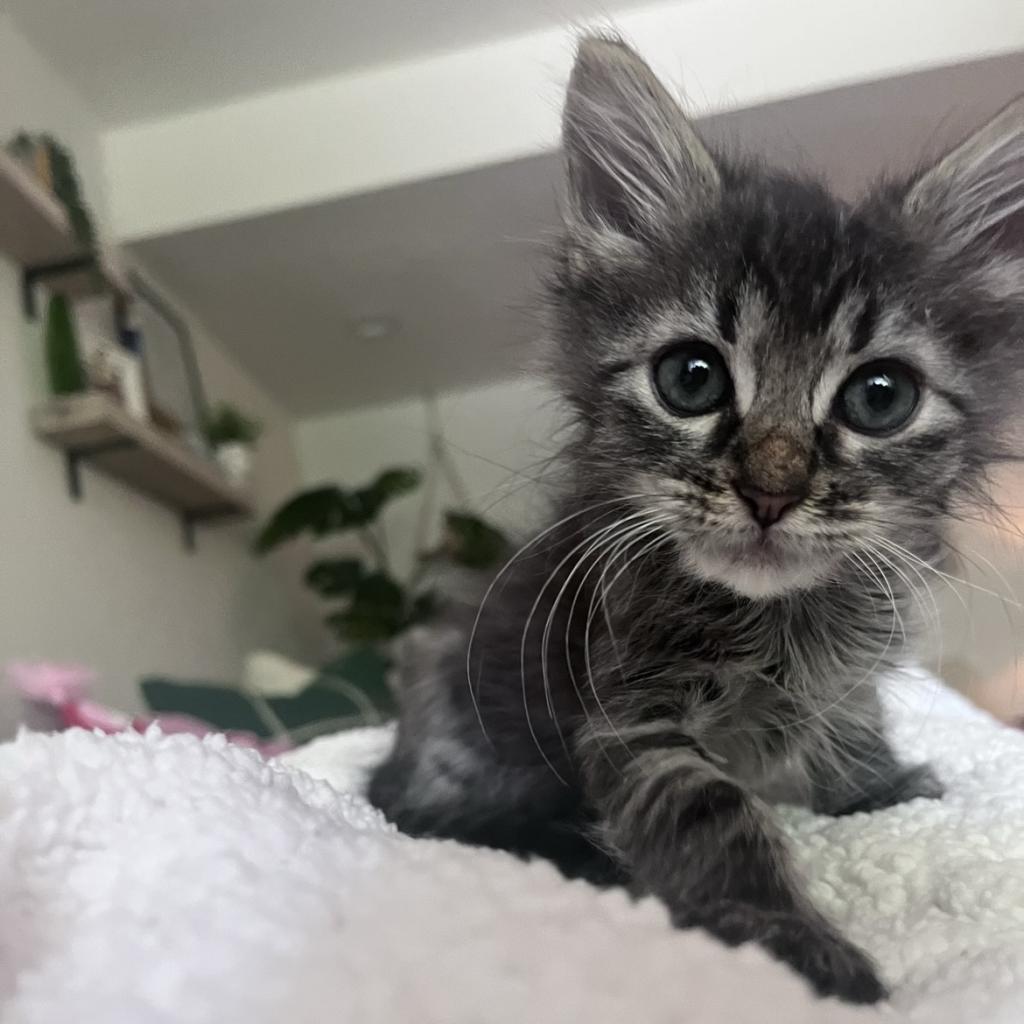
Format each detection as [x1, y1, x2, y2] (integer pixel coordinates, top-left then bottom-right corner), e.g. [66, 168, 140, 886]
[318, 646, 395, 714]
[351, 467, 421, 523]
[305, 558, 365, 597]
[442, 511, 508, 569]
[254, 486, 359, 553]
[326, 572, 407, 642]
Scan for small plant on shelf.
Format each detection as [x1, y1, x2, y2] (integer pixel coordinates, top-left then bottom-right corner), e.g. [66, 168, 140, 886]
[202, 402, 263, 486]
[44, 295, 87, 396]
[7, 132, 97, 250]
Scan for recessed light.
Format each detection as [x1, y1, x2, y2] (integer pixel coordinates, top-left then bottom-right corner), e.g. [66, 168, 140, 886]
[352, 316, 399, 341]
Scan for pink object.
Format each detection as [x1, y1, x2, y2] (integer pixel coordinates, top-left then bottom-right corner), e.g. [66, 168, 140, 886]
[6, 660, 290, 756]
[61, 699, 132, 734]
[7, 661, 95, 704]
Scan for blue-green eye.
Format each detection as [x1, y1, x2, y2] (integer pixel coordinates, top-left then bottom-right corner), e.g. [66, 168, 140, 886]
[653, 341, 732, 416]
[838, 360, 920, 435]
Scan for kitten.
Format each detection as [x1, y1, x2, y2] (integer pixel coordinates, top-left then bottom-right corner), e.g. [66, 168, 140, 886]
[370, 36, 1024, 1003]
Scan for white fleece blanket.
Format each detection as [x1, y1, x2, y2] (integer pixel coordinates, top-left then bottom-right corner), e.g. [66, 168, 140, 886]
[0, 669, 1021, 1023]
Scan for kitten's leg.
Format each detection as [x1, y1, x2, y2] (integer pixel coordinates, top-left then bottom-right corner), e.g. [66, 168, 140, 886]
[370, 729, 623, 885]
[579, 730, 887, 1004]
[807, 701, 943, 816]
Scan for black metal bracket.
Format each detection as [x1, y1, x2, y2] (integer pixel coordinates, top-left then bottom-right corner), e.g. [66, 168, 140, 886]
[181, 505, 243, 552]
[22, 256, 100, 319]
[64, 439, 138, 501]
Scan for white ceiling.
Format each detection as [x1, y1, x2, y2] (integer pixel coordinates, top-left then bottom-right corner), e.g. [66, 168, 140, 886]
[128, 52, 1024, 415]
[7, 0, 657, 125]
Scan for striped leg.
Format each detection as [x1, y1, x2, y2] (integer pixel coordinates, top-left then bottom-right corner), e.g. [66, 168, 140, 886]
[579, 731, 887, 1004]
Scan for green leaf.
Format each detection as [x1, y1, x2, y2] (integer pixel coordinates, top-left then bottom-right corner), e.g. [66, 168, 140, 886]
[326, 572, 407, 643]
[317, 646, 395, 715]
[321, 647, 391, 690]
[351, 467, 421, 523]
[266, 684, 365, 730]
[305, 558, 365, 597]
[140, 678, 272, 738]
[254, 486, 356, 553]
[202, 402, 262, 445]
[254, 469, 421, 554]
[442, 511, 508, 569]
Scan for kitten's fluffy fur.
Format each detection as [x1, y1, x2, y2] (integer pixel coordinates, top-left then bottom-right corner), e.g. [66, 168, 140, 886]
[370, 37, 1024, 1003]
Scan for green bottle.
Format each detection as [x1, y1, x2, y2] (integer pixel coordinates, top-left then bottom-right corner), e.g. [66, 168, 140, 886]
[44, 294, 86, 396]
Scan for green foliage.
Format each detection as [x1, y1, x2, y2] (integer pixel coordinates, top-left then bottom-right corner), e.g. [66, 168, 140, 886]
[141, 652, 398, 739]
[255, 465, 505, 652]
[203, 402, 262, 445]
[320, 647, 392, 703]
[325, 572, 407, 643]
[141, 678, 273, 738]
[9, 132, 96, 250]
[253, 468, 421, 554]
[442, 511, 509, 568]
[44, 294, 86, 396]
[305, 558, 364, 597]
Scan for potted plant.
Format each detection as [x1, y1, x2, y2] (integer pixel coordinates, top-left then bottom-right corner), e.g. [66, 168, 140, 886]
[202, 402, 262, 486]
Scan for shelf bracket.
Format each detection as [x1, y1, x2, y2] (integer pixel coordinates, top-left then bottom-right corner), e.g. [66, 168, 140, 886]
[64, 438, 138, 501]
[22, 255, 99, 318]
[180, 504, 244, 553]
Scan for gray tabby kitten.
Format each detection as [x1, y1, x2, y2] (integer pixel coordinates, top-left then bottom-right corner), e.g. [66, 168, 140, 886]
[370, 37, 1024, 1003]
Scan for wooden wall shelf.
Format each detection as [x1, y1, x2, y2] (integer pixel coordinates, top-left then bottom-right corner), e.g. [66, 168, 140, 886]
[0, 146, 126, 314]
[33, 394, 254, 549]
[4, 142, 250, 551]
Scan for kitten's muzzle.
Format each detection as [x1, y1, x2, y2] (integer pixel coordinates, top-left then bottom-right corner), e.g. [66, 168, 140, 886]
[732, 482, 805, 529]
[733, 430, 813, 528]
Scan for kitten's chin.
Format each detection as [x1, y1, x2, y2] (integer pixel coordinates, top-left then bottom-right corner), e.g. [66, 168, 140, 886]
[687, 537, 832, 599]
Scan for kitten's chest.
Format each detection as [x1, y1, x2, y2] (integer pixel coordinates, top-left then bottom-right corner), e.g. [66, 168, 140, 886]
[609, 593, 889, 783]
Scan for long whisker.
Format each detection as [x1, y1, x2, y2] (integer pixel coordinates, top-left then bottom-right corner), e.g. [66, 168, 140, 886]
[521, 510, 662, 777]
[561, 521, 672, 758]
[465, 494, 655, 748]
[539, 516, 666, 732]
[876, 535, 1023, 608]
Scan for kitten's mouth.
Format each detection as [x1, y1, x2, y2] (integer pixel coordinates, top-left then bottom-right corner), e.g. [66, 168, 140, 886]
[688, 530, 830, 598]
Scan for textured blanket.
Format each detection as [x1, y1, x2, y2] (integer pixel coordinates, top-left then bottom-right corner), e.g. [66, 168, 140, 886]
[0, 668, 1021, 1022]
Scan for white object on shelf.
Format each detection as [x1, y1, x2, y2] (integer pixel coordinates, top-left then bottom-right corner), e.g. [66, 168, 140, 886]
[215, 442, 253, 487]
[112, 349, 148, 422]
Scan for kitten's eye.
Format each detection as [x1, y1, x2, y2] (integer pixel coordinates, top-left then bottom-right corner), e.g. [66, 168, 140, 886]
[653, 341, 732, 416]
[837, 360, 920, 435]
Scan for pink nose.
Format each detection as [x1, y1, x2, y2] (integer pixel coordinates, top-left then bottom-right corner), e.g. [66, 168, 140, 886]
[733, 483, 803, 528]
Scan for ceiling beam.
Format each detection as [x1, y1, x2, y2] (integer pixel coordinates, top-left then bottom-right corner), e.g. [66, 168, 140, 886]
[102, 0, 1024, 243]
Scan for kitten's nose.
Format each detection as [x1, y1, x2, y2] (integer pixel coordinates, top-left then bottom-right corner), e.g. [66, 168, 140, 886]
[733, 483, 803, 529]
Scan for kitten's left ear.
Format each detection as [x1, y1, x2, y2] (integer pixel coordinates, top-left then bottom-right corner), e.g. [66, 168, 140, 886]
[905, 96, 1024, 256]
[562, 36, 720, 241]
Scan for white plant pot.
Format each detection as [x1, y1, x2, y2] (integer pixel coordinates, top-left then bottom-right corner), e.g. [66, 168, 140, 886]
[215, 442, 253, 486]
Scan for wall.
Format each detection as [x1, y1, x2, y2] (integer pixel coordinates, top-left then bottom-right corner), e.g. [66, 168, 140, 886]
[0, 14, 315, 734]
[297, 377, 1024, 723]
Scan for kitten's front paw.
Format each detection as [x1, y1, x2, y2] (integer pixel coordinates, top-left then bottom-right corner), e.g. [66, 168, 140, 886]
[682, 904, 887, 1004]
[759, 913, 887, 1004]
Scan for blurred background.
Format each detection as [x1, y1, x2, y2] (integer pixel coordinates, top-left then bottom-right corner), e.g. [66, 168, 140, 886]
[0, 0, 1022, 745]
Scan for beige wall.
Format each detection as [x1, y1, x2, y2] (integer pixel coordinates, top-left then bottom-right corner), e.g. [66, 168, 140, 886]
[0, 14, 316, 734]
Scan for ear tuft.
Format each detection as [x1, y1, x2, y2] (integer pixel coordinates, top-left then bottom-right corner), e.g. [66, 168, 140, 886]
[562, 35, 719, 240]
[905, 95, 1024, 257]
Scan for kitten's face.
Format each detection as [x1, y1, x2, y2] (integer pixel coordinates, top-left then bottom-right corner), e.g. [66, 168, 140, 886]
[554, 39, 1024, 598]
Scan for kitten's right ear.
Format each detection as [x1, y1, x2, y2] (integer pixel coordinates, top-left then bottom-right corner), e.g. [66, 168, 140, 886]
[562, 36, 719, 241]
[904, 95, 1024, 258]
